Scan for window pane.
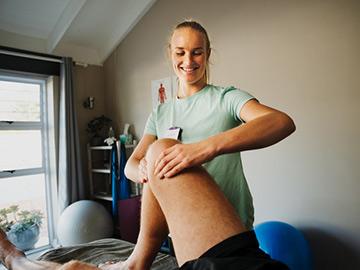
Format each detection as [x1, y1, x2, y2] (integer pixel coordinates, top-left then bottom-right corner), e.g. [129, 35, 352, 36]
[0, 174, 49, 248]
[0, 130, 42, 171]
[0, 80, 40, 122]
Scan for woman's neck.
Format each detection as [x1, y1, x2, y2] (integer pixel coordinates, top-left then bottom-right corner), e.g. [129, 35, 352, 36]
[177, 80, 207, 98]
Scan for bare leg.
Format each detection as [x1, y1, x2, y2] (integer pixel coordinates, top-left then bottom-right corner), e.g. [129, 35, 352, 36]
[101, 138, 247, 269]
[145, 139, 247, 266]
[0, 229, 98, 270]
[120, 183, 169, 270]
[100, 169, 170, 270]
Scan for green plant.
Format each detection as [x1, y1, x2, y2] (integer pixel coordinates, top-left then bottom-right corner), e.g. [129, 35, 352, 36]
[0, 205, 43, 233]
[86, 115, 112, 138]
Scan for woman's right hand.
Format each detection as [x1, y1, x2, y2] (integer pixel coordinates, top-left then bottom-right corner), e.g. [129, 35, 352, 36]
[125, 134, 156, 183]
[138, 157, 148, 183]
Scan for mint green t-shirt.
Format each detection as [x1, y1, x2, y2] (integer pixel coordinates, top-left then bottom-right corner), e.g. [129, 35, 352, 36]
[144, 84, 256, 229]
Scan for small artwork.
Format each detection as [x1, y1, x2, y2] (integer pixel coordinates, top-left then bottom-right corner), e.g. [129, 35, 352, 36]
[151, 77, 172, 109]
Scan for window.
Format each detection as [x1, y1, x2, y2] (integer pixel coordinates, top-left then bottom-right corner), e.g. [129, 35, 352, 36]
[0, 72, 57, 252]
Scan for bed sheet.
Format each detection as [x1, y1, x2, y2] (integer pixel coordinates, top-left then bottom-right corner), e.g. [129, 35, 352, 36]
[38, 238, 178, 270]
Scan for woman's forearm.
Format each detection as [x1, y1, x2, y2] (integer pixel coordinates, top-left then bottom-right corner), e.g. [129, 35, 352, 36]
[124, 156, 140, 183]
[124, 134, 157, 183]
[208, 111, 296, 156]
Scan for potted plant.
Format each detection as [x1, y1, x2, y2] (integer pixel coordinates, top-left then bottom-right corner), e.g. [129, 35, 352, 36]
[0, 205, 44, 251]
[86, 115, 112, 146]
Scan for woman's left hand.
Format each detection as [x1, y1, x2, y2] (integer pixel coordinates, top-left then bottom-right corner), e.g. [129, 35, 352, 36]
[154, 141, 215, 179]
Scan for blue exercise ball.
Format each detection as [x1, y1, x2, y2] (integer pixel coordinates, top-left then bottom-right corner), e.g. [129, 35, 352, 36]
[57, 200, 113, 246]
[254, 221, 312, 270]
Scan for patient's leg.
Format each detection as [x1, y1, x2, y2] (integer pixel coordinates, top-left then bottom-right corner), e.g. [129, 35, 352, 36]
[100, 164, 171, 270]
[101, 138, 247, 269]
[145, 139, 247, 266]
[0, 229, 98, 270]
[120, 183, 169, 270]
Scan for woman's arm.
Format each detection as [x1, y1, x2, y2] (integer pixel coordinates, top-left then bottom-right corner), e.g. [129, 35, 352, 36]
[212, 99, 296, 154]
[154, 100, 296, 178]
[124, 134, 156, 183]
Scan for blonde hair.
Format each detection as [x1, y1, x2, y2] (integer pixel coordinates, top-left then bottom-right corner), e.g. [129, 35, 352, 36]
[168, 20, 211, 83]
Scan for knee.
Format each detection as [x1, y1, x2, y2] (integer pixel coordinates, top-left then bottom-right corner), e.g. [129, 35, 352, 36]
[145, 139, 180, 180]
[146, 138, 180, 165]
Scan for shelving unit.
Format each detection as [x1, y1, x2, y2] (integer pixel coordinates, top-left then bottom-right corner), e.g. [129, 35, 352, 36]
[87, 144, 112, 201]
[87, 141, 143, 243]
[87, 142, 139, 202]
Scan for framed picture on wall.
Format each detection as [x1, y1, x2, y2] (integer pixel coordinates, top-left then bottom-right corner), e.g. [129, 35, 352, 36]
[151, 77, 172, 109]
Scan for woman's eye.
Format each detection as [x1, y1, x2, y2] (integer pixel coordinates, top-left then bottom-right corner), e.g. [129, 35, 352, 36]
[176, 52, 184, 56]
[193, 50, 203, 56]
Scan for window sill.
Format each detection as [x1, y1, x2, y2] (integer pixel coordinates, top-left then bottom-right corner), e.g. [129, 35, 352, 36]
[26, 244, 53, 259]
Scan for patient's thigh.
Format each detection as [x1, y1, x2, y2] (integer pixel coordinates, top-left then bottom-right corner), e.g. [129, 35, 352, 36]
[145, 139, 246, 266]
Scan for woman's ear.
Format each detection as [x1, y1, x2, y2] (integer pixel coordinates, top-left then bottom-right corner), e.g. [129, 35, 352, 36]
[207, 48, 211, 60]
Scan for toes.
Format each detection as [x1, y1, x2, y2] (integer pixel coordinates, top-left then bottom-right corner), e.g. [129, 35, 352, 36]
[98, 260, 126, 270]
[98, 260, 119, 269]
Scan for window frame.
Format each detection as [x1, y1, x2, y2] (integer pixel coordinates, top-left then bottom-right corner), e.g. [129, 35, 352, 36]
[0, 71, 58, 251]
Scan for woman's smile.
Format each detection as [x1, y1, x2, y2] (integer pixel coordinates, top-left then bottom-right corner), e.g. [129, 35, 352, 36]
[180, 65, 199, 74]
[170, 27, 209, 95]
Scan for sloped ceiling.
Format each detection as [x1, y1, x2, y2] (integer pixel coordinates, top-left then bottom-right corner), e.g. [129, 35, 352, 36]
[0, 0, 157, 65]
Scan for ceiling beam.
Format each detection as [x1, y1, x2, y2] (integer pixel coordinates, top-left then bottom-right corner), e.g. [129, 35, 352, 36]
[46, 0, 87, 53]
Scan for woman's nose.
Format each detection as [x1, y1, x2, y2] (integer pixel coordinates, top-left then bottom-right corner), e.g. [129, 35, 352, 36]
[183, 53, 193, 65]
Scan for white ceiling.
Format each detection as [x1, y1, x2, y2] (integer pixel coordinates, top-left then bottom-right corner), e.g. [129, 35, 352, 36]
[0, 0, 157, 65]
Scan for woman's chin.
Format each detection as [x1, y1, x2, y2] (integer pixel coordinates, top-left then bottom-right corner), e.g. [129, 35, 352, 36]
[178, 77, 205, 86]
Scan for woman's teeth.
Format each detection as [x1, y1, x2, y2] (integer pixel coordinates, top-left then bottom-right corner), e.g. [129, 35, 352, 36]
[181, 67, 198, 72]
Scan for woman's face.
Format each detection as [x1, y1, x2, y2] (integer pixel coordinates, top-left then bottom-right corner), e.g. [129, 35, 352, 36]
[170, 27, 208, 87]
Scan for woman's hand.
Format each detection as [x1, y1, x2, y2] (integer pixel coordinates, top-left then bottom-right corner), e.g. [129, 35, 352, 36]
[154, 141, 215, 179]
[138, 157, 148, 183]
[124, 134, 156, 183]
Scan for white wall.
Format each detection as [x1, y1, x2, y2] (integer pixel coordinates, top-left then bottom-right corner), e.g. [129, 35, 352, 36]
[103, 0, 360, 268]
[0, 29, 47, 53]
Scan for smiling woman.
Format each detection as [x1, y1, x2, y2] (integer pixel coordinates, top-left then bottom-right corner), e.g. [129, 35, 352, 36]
[112, 20, 296, 270]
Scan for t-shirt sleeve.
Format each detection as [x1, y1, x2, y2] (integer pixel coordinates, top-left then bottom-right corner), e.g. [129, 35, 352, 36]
[143, 110, 157, 136]
[222, 86, 257, 123]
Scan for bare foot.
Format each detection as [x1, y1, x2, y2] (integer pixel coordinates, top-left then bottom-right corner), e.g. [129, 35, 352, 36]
[98, 260, 130, 270]
[59, 260, 100, 270]
[0, 229, 25, 268]
[98, 249, 154, 270]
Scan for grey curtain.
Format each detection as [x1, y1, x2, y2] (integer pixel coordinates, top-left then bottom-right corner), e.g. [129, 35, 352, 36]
[58, 57, 85, 213]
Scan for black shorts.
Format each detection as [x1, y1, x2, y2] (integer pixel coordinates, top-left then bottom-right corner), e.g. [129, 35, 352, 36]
[178, 230, 289, 270]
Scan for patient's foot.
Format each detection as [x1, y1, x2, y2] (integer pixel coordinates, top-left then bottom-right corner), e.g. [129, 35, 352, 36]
[98, 260, 130, 270]
[99, 252, 153, 270]
[0, 229, 25, 268]
[60, 260, 100, 270]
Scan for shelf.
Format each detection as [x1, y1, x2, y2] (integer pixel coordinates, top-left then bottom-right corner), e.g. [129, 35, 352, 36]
[88, 141, 139, 206]
[90, 144, 136, 150]
[90, 145, 112, 150]
[92, 169, 111, 174]
[93, 194, 112, 201]
[125, 144, 136, 149]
